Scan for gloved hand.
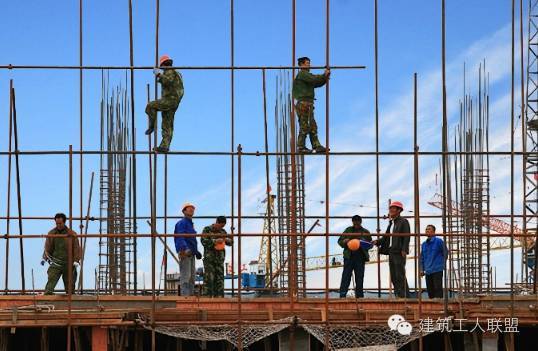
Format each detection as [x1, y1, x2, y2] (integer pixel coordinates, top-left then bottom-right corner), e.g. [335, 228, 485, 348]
[74, 261, 80, 268]
[225, 238, 233, 245]
[40, 260, 46, 266]
[153, 68, 163, 76]
[195, 252, 202, 260]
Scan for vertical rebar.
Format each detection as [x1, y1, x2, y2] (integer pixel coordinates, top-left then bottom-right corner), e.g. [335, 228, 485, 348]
[237, 144, 243, 351]
[413, 73, 423, 351]
[289, 0, 298, 305]
[324, 0, 331, 349]
[509, 0, 516, 349]
[3, 80, 13, 294]
[11, 85, 25, 293]
[262, 69, 274, 291]
[374, 0, 382, 299]
[67, 144, 73, 351]
[128, 0, 138, 294]
[230, 0, 236, 298]
[78, 0, 84, 303]
[441, 0, 449, 317]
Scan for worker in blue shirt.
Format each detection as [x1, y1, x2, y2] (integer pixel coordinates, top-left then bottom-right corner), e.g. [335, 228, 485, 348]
[419, 224, 448, 298]
[174, 202, 202, 296]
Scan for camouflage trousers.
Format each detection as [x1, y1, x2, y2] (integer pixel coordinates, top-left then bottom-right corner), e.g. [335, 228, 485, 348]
[44, 264, 77, 295]
[203, 257, 225, 297]
[145, 97, 180, 149]
[295, 101, 321, 149]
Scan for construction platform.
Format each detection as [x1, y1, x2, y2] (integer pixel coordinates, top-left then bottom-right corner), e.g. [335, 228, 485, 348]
[1, 295, 538, 350]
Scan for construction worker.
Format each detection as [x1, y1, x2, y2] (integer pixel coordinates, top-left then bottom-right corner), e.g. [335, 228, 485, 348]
[419, 224, 447, 298]
[292, 56, 330, 153]
[374, 201, 410, 298]
[201, 216, 233, 297]
[145, 54, 184, 153]
[42, 213, 81, 295]
[174, 203, 202, 296]
[338, 215, 372, 298]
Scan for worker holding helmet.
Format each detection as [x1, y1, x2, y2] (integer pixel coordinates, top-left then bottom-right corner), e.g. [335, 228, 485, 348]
[337, 215, 372, 298]
[201, 216, 233, 297]
[145, 54, 184, 153]
[174, 202, 202, 296]
[374, 201, 411, 298]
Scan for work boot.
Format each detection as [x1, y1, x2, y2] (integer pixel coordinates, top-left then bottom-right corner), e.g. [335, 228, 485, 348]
[297, 147, 312, 154]
[315, 145, 327, 153]
[153, 146, 169, 153]
[145, 127, 154, 135]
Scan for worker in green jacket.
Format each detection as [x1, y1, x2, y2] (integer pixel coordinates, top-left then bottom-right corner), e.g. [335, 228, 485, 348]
[292, 56, 330, 153]
[338, 215, 372, 298]
[145, 54, 184, 153]
[201, 216, 233, 297]
[42, 213, 81, 295]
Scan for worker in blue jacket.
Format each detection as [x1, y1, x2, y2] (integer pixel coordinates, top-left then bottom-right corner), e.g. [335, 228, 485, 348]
[419, 224, 448, 298]
[174, 202, 202, 296]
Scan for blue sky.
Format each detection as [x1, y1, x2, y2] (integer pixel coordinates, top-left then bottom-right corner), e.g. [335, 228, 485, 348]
[0, 0, 528, 292]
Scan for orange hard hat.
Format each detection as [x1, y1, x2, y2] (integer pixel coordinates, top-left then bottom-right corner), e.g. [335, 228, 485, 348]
[389, 201, 404, 211]
[214, 241, 226, 251]
[347, 239, 361, 251]
[159, 55, 172, 66]
[181, 202, 195, 212]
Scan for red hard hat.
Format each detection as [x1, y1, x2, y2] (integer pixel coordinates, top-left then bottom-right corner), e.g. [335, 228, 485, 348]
[389, 201, 404, 210]
[159, 55, 172, 66]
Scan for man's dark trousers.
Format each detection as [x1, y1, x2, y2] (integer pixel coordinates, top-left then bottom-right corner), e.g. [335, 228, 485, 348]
[389, 253, 409, 298]
[425, 271, 443, 298]
[339, 255, 365, 298]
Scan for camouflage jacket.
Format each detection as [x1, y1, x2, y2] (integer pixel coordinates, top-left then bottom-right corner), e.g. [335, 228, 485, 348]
[292, 70, 327, 102]
[158, 68, 184, 103]
[201, 225, 232, 262]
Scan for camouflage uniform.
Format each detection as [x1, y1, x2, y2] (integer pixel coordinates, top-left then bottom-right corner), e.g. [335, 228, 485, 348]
[201, 225, 232, 297]
[292, 70, 328, 150]
[145, 68, 184, 149]
[43, 227, 81, 295]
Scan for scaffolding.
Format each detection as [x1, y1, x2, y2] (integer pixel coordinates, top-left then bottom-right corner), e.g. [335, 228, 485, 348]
[0, 0, 536, 350]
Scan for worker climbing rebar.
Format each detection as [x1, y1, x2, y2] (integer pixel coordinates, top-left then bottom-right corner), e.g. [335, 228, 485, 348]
[292, 56, 330, 154]
[145, 54, 184, 153]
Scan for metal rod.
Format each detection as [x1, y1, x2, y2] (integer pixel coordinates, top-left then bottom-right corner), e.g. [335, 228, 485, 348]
[78, 171, 95, 292]
[11, 84, 26, 293]
[67, 144, 74, 351]
[441, 0, 449, 317]
[324, 0, 331, 349]
[237, 144, 243, 351]
[261, 69, 274, 292]
[374, 0, 382, 300]
[413, 72, 423, 351]
[509, 1, 516, 350]
[128, 0, 138, 295]
[230, 0, 236, 298]
[3, 80, 14, 294]
[0, 64, 365, 70]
